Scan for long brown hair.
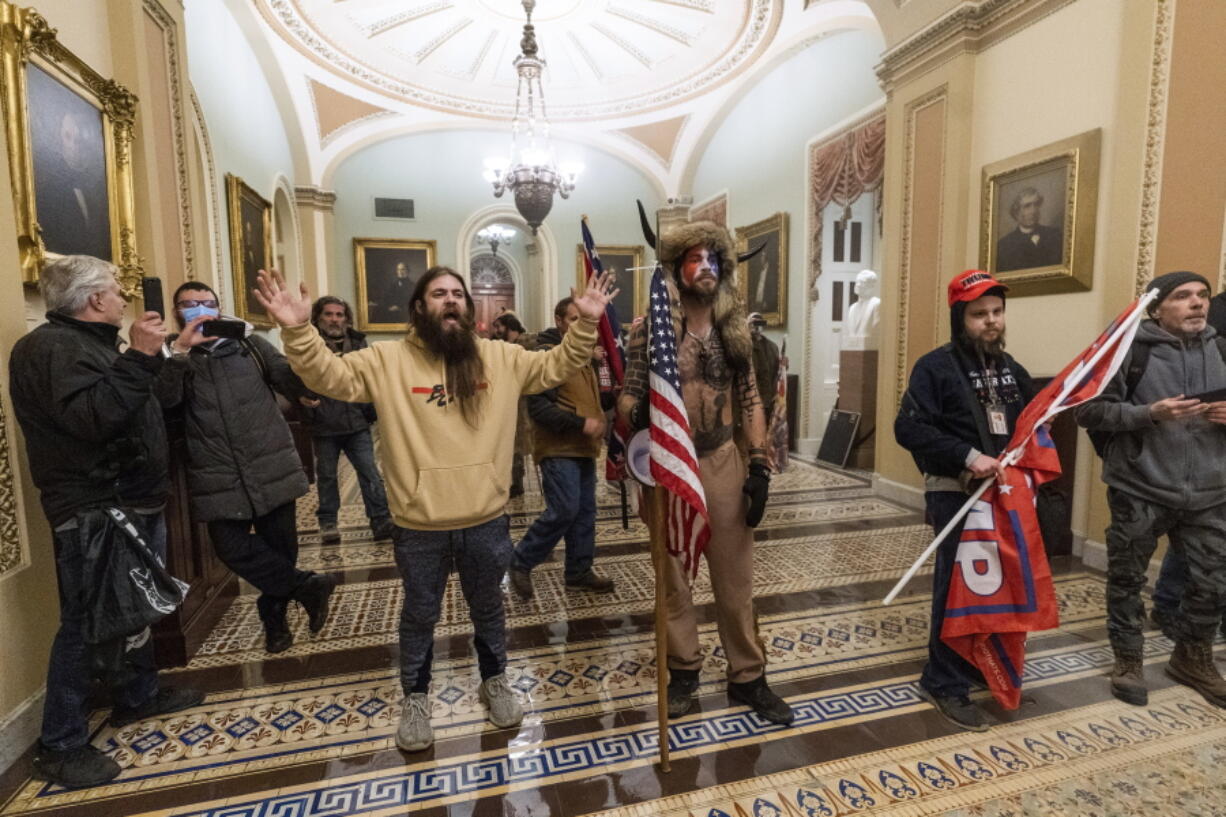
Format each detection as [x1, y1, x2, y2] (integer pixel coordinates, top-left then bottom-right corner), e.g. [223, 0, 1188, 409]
[409, 266, 486, 425]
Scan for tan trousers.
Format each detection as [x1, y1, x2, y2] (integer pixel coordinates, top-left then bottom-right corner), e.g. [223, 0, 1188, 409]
[664, 440, 766, 683]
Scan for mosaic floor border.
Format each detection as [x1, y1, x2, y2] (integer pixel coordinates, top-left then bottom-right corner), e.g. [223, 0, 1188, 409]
[584, 685, 1226, 817]
[88, 639, 1221, 817]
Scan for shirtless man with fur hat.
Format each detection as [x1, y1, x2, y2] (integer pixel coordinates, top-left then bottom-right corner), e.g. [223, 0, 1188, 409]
[619, 213, 793, 725]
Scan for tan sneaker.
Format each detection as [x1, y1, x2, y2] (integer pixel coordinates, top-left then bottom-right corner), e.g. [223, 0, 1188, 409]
[478, 674, 524, 729]
[396, 693, 433, 752]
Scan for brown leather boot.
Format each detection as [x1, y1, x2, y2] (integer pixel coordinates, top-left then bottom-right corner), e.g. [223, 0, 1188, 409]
[1109, 648, 1147, 706]
[1166, 641, 1226, 708]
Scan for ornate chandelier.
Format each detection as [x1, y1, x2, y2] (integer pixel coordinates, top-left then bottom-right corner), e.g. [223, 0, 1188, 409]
[477, 224, 516, 257]
[483, 0, 581, 235]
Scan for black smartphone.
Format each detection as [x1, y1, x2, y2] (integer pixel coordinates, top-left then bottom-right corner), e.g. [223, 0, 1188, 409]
[1187, 388, 1226, 403]
[200, 319, 246, 340]
[140, 277, 164, 319]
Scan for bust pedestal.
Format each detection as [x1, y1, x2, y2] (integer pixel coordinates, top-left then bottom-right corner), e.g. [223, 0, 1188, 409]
[837, 349, 878, 470]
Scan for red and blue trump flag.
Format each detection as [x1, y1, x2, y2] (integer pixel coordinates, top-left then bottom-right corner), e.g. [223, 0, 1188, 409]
[647, 264, 710, 578]
[940, 293, 1154, 709]
[580, 217, 630, 481]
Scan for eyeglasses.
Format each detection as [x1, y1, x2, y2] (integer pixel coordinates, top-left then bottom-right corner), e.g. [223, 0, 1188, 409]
[176, 299, 218, 309]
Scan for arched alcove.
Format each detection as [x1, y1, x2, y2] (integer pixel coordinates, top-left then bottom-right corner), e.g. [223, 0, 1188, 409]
[271, 177, 301, 281]
[456, 205, 557, 332]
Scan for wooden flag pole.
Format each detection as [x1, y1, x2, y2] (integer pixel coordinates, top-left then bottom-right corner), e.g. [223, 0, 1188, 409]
[647, 484, 671, 772]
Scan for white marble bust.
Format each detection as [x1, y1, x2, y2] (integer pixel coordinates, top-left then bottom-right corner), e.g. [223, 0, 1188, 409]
[844, 269, 881, 350]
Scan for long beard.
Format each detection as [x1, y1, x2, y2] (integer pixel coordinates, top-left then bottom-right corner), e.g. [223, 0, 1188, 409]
[680, 276, 718, 306]
[410, 307, 485, 423]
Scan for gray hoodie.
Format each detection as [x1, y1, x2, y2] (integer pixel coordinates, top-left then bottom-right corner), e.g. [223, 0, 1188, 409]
[1076, 320, 1226, 509]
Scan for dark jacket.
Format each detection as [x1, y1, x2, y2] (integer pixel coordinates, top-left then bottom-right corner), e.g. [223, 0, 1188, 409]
[752, 334, 781, 416]
[9, 313, 169, 526]
[299, 327, 377, 436]
[526, 327, 602, 461]
[159, 334, 308, 521]
[1075, 320, 1226, 510]
[895, 343, 1034, 479]
[995, 224, 1063, 273]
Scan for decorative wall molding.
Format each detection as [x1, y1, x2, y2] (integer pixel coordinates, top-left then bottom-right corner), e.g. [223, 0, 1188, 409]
[0, 388, 26, 578]
[876, 0, 1077, 92]
[894, 85, 948, 410]
[188, 89, 225, 298]
[294, 186, 337, 213]
[1134, 0, 1175, 295]
[143, 0, 194, 279]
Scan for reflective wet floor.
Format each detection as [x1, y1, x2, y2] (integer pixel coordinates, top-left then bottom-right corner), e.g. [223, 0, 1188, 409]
[2, 457, 1223, 816]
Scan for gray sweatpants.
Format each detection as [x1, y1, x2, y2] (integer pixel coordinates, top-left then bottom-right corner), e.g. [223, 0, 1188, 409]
[391, 515, 512, 695]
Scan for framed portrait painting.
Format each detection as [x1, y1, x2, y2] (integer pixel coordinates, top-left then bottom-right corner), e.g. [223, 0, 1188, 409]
[0, 2, 141, 293]
[226, 174, 274, 328]
[736, 212, 788, 327]
[575, 244, 644, 330]
[980, 129, 1101, 296]
[355, 238, 437, 332]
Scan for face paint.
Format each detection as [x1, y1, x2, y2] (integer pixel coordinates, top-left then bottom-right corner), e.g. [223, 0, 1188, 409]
[680, 246, 719, 289]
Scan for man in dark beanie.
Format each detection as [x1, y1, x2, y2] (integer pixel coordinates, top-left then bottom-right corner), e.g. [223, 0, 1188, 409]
[1077, 270, 1226, 709]
[895, 269, 1036, 731]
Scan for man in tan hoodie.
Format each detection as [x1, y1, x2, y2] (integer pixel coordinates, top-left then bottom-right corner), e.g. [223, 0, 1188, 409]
[254, 265, 616, 753]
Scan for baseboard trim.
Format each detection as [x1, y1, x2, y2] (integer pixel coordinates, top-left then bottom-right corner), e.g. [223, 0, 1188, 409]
[0, 687, 42, 775]
[872, 475, 925, 510]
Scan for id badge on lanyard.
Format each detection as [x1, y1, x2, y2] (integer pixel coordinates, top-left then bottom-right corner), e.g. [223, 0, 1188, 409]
[988, 406, 1008, 436]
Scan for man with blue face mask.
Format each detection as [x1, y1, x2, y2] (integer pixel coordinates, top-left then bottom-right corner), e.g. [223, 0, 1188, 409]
[159, 282, 336, 655]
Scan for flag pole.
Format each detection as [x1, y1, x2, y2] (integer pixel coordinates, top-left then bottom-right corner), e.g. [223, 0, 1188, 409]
[647, 484, 671, 772]
[882, 290, 1156, 605]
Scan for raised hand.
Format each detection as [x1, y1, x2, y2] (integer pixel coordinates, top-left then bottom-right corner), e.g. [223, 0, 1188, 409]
[253, 268, 312, 327]
[129, 311, 168, 356]
[571, 269, 619, 322]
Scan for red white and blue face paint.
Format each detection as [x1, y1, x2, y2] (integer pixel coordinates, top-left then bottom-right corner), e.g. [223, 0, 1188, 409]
[680, 246, 719, 290]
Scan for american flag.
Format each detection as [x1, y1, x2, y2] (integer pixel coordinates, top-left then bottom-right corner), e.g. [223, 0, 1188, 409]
[647, 265, 710, 578]
[581, 217, 629, 481]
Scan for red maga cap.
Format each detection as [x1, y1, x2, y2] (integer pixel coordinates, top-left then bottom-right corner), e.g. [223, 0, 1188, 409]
[947, 269, 1008, 307]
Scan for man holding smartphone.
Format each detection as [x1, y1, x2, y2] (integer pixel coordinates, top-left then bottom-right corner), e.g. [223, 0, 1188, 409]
[159, 281, 336, 655]
[1077, 270, 1226, 709]
[10, 256, 203, 788]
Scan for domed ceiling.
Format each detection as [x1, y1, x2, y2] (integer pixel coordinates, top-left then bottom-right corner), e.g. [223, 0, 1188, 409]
[258, 0, 775, 120]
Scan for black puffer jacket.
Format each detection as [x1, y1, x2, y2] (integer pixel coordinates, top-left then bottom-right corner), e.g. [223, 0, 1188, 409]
[298, 327, 377, 436]
[159, 334, 308, 521]
[8, 313, 169, 526]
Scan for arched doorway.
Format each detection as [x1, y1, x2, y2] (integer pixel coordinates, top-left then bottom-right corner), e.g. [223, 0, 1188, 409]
[470, 252, 516, 337]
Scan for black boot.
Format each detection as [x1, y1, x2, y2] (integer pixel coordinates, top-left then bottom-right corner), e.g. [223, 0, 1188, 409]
[728, 675, 794, 725]
[258, 597, 293, 654]
[32, 744, 121, 789]
[110, 687, 205, 728]
[293, 573, 338, 634]
[667, 668, 700, 718]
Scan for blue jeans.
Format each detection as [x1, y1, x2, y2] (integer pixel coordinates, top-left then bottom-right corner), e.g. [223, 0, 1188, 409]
[919, 492, 985, 699]
[42, 512, 163, 751]
[314, 430, 390, 526]
[512, 457, 597, 580]
[1151, 538, 1226, 630]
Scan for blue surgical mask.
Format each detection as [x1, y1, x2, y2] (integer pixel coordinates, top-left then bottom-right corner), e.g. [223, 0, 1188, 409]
[182, 305, 220, 329]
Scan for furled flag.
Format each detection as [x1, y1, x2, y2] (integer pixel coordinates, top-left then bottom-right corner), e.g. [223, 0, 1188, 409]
[769, 338, 789, 473]
[581, 217, 630, 481]
[940, 294, 1154, 709]
[647, 265, 710, 578]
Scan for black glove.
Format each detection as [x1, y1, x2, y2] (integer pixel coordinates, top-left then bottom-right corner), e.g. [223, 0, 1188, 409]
[743, 462, 771, 528]
[629, 389, 651, 431]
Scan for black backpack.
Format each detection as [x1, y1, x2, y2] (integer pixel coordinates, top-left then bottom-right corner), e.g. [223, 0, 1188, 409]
[1087, 336, 1226, 457]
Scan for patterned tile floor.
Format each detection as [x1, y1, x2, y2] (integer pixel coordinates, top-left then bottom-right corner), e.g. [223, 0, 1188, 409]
[3, 456, 1223, 817]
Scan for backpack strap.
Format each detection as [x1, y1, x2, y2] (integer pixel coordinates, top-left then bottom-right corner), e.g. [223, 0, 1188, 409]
[239, 337, 273, 389]
[1120, 343, 1150, 402]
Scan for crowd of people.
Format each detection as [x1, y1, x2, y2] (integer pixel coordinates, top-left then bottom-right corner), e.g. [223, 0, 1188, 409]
[10, 217, 1223, 791]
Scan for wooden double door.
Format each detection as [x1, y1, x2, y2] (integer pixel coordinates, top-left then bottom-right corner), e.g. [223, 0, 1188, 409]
[472, 284, 516, 337]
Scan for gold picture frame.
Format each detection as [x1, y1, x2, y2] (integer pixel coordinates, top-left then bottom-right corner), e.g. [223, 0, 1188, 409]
[980, 128, 1101, 296]
[575, 244, 644, 329]
[736, 212, 788, 327]
[225, 174, 274, 328]
[0, 2, 141, 294]
[354, 237, 436, 332]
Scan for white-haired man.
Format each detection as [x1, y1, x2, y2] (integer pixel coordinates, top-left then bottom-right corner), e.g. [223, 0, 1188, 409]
[9, 256, 203, 788]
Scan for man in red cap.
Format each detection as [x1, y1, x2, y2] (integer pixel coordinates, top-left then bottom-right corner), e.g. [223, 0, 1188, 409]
[894, 269, 1036, 731]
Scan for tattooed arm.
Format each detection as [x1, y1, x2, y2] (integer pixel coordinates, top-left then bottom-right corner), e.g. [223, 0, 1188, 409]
[617, 319, 650, 430]
[737, 360, 769, 466]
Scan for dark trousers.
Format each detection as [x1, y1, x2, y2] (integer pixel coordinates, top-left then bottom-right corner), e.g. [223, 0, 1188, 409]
[512, 457, 597, 580]
[208, 502, 308, 626]
[392, 516, 511, 695]
[919, 491, 985, 699]
[42, 513, 163, 751]
[1150, 543, 1226, 631]
[314, 430, 390, 526]
[1106, 488, 1226, 650]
